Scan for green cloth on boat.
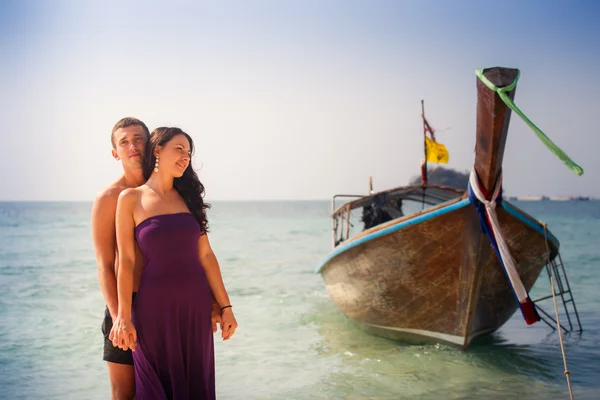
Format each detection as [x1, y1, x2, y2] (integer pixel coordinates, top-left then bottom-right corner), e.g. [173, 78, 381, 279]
[476, 67, 584, 176]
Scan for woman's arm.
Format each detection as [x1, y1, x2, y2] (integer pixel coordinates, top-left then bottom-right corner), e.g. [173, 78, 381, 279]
[109, 188, 139, 350]
[198, 234, 230, 307]
[198, 234, 238, 340]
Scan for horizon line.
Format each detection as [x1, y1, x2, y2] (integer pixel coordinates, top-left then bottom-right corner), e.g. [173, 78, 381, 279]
[0, 196, 598, 203]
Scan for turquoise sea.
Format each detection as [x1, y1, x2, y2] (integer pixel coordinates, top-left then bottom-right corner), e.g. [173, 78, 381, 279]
[0, 200, 599, 399]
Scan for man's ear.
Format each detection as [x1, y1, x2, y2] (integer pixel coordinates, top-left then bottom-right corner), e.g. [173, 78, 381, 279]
[112, 149, 120, 160]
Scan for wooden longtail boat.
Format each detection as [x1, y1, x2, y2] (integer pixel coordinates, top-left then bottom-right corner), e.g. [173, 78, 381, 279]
[315, 67, 583, 349]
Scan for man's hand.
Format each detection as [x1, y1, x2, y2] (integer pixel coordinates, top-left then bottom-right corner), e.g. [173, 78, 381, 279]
[211, 301, 222, 333]
[109, 315, 137, 352]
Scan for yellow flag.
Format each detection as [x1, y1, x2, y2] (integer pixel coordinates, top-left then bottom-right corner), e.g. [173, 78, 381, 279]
[425, 137, 449, 164]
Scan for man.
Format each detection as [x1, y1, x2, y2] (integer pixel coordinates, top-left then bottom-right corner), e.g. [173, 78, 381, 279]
[92, 118, 222, 399]
[91, 117, 150, 399]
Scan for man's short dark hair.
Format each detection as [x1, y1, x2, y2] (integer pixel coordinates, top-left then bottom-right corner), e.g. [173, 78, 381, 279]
[111, 117, 150, 148]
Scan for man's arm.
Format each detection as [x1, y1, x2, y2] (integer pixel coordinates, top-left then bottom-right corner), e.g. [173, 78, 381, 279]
[91, 189, 119, 319]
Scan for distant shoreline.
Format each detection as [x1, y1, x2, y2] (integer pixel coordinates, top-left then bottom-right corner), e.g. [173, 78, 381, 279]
[505, 196, 597, 201]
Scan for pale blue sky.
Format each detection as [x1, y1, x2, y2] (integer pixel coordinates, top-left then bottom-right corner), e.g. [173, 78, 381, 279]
[1, 0, 599, 201]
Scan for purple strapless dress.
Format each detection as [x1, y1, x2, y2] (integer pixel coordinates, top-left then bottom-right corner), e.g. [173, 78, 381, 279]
[132, 212, 215, 400]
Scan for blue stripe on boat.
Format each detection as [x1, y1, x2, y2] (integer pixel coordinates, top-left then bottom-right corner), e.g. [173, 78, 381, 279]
[502, 201, 560, 248]
[315, 198, 470, 273]
[315, 198, 559, 274]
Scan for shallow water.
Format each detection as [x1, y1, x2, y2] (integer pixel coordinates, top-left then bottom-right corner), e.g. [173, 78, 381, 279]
[0, 200, 598, 399]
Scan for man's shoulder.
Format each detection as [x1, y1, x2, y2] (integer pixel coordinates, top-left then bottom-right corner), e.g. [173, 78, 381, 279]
[94, 183, 125, 206]
[92, 177, 135, 210]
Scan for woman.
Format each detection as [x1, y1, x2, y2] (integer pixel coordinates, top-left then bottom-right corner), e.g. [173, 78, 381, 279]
[110, 127, 237, 399]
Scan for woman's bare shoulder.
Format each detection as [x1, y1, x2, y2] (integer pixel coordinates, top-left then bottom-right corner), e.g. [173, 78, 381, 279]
[117, 186, 145, 208]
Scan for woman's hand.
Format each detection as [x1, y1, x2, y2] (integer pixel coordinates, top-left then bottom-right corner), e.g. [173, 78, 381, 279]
[109, 315, 137, 351]
[220, 308, 238, 341]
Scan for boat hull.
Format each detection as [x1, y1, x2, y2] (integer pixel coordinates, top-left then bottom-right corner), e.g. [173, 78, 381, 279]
[318, 200, 558, 348]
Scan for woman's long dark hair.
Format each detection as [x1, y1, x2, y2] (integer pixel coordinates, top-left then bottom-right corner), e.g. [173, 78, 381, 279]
[143, 127, 211, 233]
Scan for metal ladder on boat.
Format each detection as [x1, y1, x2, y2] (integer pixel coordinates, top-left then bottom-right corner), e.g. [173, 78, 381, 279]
[533, 252, 583, 334]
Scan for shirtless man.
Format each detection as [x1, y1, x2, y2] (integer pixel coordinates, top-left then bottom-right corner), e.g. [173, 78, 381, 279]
[91, 117, 150, 399]
[92, 118, 221, 399]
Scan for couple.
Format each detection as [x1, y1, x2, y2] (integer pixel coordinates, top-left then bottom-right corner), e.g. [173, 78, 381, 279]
[91, 117, 237, 400]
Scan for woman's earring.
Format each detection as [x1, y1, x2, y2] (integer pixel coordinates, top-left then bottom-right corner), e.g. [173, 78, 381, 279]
[154, 156, 159, 172]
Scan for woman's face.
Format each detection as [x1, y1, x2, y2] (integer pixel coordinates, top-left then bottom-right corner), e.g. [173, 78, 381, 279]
[156, 134, 191, 178]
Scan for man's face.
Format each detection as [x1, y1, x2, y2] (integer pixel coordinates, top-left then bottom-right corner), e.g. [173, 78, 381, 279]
[111, 125, 147, 167]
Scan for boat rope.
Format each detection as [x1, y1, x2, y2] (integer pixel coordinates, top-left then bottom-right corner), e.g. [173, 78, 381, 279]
[475, 68, 584, 176]
[467, 168, 540, 325]
[542, 222, 575, 400]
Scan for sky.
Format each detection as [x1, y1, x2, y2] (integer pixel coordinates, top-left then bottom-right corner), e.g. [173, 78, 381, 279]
[1, 0, 599, 201]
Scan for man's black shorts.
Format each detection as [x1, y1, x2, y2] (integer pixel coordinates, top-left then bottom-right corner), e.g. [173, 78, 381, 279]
[101, 294, 136, 365]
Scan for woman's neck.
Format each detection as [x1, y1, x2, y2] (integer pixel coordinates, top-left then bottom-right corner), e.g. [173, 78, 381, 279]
[146, 172, 174, 196]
